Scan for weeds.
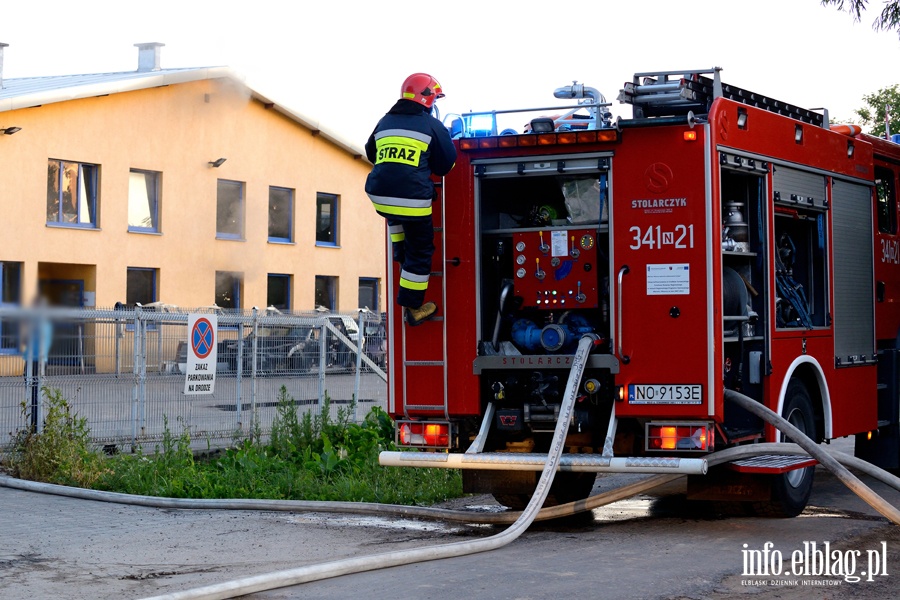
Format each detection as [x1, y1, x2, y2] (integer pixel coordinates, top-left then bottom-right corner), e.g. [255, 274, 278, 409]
[6, 386, 462, 506]
[6, 388, 106, 487]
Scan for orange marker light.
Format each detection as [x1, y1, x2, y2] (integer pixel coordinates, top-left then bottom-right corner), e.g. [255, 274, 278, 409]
[660, 426, 678, 450]
[683, 130, 697, 141]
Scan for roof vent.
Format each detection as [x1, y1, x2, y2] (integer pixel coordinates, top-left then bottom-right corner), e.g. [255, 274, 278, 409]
[134, 42, 165, 72]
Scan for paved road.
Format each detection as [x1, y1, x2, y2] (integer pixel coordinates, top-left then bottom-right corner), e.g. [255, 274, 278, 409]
[1, 439, 898, 600]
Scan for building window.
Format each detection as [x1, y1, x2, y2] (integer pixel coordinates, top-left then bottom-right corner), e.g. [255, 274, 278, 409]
[876, 166, 897, 235]
[46, 159, 99, 227]
[269, 187, 293, 243]
[358, 277, 379, 312]
[216, 180, 244, 239]
[267, 274, 291, 310]
[128, 169, 161, 233]
[316, 192, 339, 246]
[0, 261, 22, 353]
[315, 275, 337, 310]
[215, 271, 243, 310]
[127, 268, 157, 307]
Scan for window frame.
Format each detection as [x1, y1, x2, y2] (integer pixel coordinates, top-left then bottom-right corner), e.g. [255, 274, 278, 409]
[268, 186, 294, 243]
[128, 169, 162, 234]
[315, 275, 338, 310]
[315, 192, 339, 247]
[46, 159, 100, 228]
[126, 267, 158, 308]
[358, 277, 379, 313]
[125, 267, 159, 330]
[215, 270, 243, 315]
[267, 273, 292, 311]
[216, 179, 245, 240]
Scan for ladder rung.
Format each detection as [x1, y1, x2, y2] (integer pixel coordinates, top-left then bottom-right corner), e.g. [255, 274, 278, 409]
[405, 404, 447, 411]
[405, 360, 446, 366]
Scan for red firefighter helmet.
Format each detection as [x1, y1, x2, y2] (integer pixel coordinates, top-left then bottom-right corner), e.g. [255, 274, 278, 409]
[400, 73, 445, 108]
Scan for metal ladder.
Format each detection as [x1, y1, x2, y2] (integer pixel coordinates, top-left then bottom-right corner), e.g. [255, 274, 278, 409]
[618, 67, 824, 126]
[397, 178, 450, 420]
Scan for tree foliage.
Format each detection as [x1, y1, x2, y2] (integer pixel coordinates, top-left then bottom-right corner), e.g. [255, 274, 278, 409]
[822, 0, 900, 36]
[854, 84, 900, 137]
[822, 2, 900, 136]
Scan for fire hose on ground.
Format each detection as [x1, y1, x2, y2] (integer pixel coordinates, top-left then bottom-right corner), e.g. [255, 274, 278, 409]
[1, 355, 899, 598]
[132, 334, 600, 600]
[722, 389, 900, 525]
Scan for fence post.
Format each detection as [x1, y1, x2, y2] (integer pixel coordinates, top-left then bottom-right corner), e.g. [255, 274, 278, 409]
[317, 319, 326, 417]
[115, 307, 122, 378]
[138, 307, 148, 438]
[250, 307, 259, 435]
[235, 314, 243, 432]
[156, 319, 164, 374]
[131, 305, 142, 450]
[24, 309, 47, 433]
[354, 311, 365, 423]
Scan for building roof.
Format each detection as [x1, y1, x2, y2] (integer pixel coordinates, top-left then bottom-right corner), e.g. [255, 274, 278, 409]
[0, 64, 368, 161]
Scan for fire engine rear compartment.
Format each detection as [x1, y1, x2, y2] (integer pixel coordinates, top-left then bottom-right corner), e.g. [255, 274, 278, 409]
[472, 153, 615, 449]
[455, 153, 613, 503]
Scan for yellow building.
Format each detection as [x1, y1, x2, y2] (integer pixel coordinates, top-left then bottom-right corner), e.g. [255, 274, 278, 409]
[0, 42, 384, 323]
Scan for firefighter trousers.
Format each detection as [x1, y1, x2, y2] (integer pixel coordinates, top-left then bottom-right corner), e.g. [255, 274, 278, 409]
[387, 217, 434, 309]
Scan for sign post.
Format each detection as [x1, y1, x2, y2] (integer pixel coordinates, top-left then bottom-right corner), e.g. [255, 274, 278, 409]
[184, 314, 217, 395]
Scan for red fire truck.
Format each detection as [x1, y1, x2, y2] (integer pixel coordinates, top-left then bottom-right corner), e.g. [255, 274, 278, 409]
[378, 68, 900, 517]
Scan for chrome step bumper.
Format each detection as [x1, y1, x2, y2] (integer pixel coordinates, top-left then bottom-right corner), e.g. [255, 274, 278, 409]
[378, 451, 708, 475]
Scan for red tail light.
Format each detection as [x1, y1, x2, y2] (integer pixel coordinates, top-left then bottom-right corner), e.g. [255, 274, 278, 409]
[397, 420, 452, 448]
[646, 422, 712, 452]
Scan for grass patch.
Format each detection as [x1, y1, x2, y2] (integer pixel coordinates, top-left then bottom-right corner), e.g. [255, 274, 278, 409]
[6, 387, 107, 487]
[4, 386, 462, 507]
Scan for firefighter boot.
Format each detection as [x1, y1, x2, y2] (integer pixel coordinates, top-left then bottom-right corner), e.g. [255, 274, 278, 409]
[406, 302, 437, 327]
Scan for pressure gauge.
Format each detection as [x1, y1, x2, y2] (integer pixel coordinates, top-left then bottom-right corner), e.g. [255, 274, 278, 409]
[516, 254, 527, 265]
[550, 257, 560, 267]
[515, 241, 526, 252]
[516, 268, 527, 278]
[579, 234, 595, 251]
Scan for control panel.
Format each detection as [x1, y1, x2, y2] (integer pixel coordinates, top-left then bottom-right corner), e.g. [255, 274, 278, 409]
[513, 228, 599, 308]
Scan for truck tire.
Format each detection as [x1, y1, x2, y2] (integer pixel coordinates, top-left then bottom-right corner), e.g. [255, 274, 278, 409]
[750, 379, 816, 518]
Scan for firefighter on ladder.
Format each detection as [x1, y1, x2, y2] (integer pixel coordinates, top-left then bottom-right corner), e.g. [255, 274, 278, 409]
[365, 73, 457, 326]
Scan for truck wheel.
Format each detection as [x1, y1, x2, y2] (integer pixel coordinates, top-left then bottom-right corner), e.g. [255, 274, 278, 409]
[750, 380, 816, 518]
[494, 472, 597, 511]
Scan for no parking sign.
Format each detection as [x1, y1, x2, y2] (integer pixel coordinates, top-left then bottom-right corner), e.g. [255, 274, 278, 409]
[184, 314, 217, 395]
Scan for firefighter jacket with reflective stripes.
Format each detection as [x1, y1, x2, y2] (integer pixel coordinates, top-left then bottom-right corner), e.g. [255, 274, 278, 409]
[364, 100, 457, 219]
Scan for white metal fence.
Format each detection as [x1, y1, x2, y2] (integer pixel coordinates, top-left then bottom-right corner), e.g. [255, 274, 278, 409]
[0, 306, 388, 452]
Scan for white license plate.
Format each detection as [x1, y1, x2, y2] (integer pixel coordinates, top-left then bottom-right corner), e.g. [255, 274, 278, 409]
[629, 384, 702, 404]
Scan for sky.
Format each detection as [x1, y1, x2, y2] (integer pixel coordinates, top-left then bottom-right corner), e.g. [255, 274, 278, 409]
[2, 0, 899, 148]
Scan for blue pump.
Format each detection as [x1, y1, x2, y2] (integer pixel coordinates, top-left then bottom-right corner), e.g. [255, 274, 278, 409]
[511, 314, 595, 353]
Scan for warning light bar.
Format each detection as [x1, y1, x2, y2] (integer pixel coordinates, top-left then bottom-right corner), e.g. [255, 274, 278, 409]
[459, 129, 619, 151]
[645, 422, 713, 452]
[396, 420, 452, 449]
